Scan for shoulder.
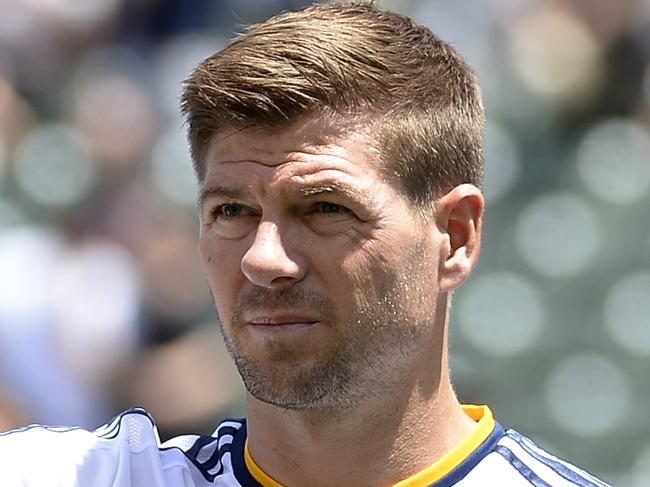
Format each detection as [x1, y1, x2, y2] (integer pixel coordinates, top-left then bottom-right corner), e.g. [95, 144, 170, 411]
[456, 426, 612, 487]
[161, 417, 248, 484]
[0, 420, 100, 485]
[0, 407, 248, 487]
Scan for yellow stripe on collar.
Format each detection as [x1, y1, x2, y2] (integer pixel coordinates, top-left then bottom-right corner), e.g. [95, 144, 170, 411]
[392, 405, 495, 487]
[245, 438, 284, 487]
[244, 404, 495, 487]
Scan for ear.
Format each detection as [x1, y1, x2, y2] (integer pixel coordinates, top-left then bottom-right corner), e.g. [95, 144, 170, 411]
[434, 184, 484, 293]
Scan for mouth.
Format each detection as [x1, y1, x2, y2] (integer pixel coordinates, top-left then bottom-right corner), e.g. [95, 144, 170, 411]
[246, 314, 321, 331]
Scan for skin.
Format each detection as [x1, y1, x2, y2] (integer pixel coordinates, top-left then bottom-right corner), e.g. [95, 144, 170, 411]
[198, 116, 484, 487]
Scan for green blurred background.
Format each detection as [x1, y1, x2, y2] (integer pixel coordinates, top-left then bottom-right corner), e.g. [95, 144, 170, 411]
[0, 1, 648, 485]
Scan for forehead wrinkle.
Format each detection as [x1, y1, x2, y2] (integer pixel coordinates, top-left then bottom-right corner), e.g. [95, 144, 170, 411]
[211, 129, 365, 166]
[211, 148, 340, 169]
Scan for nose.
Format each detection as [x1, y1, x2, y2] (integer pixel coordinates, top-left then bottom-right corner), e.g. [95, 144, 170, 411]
[241, 220, 306, 288]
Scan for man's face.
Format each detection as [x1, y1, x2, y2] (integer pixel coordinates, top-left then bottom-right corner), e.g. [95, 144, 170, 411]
[199, 118, 446, 411]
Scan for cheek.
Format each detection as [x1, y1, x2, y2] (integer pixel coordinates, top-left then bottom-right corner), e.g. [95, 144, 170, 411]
[336, 234, 437, 309]
[199, 233, 246, 317]
[333, 244, 396, 309]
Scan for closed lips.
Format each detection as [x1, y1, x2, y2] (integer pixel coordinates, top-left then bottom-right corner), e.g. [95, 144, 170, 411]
[247, 316, 319, 326]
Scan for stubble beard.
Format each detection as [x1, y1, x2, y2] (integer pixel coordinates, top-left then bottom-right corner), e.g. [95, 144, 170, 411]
[218, 287, 360, 412]
[217, 244, 436, 413]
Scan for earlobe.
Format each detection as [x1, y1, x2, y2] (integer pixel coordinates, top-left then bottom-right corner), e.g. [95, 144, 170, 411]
[436, 184, 484, 292]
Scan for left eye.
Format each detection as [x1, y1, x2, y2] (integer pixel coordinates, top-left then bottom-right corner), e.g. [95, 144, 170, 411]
[316, 202, 349, 214]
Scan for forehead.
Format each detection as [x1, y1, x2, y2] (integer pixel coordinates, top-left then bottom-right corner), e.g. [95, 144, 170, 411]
[203, 117, 380, 179]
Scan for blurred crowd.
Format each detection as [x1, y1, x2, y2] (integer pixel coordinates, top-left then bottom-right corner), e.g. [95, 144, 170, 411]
[0, 0, 649, 485]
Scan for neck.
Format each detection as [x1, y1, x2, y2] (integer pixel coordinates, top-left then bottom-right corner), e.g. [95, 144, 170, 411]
[245, 356, 475, 487]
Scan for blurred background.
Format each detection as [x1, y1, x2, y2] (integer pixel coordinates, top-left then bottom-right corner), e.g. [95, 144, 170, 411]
[0, 0, 648, 484]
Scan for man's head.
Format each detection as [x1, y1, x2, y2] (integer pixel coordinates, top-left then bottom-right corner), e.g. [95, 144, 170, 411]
[183, 2, 485, 412]
[181, 1, 485, 208]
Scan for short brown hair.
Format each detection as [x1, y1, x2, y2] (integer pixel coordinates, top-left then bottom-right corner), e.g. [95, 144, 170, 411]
[181, 1, 485, 206]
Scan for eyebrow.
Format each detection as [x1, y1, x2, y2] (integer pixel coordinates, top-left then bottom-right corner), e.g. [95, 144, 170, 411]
[298, 182, 368, 204]
[198, 185, 249, 208]
[198, 181, 369, 208]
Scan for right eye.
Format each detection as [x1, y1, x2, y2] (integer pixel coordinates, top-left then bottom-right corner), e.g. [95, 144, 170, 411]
[204, 203, 258, 238]
[213, 203, 248, 219]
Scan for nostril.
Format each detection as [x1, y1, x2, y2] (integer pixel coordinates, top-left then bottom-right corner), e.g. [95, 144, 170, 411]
[270, 275, 300, 287]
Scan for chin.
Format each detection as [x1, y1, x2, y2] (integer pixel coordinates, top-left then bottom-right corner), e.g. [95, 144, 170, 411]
[237, 354, 356, 411]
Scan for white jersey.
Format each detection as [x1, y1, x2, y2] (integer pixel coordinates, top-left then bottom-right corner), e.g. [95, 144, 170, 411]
[0, 406, 612, 486]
